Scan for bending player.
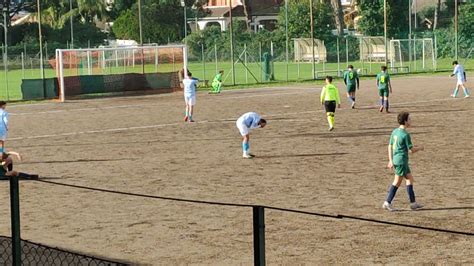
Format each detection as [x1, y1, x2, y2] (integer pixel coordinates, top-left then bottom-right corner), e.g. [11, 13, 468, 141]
[182, 72, 198, 122]
[0, 151, 38, 180]
[236, 112, 266, 159]
[343, 65, 360, 109]
[0, 101, 9, 153]
[383, 112, 424, 211]
[450, 61, 470, 98]
[376, 66, 392, 113]
[210, 70, 224, 94]
[320, 76, 341, 131]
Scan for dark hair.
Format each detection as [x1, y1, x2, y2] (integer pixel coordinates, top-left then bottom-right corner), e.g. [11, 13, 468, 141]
[397, 112, 410, 125]
[259, 118, 267, 125]
[452, 61, 458, 65]
[348, 65, 354, 69]
[0, 101, 6, 106]
[326, 76, 333, 82]
[219, 70, 224, 74]
[381, 66, 387, 71]
[188, 72, 192, 77]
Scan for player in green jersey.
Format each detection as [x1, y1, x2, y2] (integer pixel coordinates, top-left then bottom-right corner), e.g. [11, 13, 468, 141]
[343, 65, 360, 109]
[383, 112, 424, 211]
[320, 76, 341, 131]
[376, 66, 392, 113]
[210, 70, 224, 94]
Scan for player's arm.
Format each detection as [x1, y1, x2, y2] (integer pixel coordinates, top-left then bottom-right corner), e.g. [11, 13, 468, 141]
[406, 134, 423, 153]
[320, 86, 326, 105]
[7, 151, 21, 161]
[387, 143, 393, 169]
[336, 87, 341, 108]
[343, 73, 347, 85]
[464, 71, 467, 81]
[356, 76, 360, 89]
[388, 76, 392, 93]
[450, 66, 457, 77]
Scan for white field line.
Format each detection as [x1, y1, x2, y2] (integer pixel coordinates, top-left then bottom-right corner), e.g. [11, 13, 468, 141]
[9, 97, 471, 141]
[10, 88, 318, 116]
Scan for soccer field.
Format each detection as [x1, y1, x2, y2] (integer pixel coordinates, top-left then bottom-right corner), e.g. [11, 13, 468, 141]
[0, 74, 473, 264]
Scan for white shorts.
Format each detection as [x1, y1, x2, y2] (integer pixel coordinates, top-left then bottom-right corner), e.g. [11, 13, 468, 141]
[184, 95, 196, 106]
[457, 80, 466, 86]
[236, 119, 249, 136]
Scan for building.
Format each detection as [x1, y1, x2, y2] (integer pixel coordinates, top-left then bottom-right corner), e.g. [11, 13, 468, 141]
[189, 0, 284, 33]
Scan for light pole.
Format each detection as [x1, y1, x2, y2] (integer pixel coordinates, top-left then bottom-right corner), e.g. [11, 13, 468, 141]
[383, 0, 388, 66]
[181, 0, 187, 45]
[454, 0, 458, 61]
[69, 0, 74, 48]
[138, 0, 144, 74]
[309, 0, 315, 80]
[2, 3, 9, 100]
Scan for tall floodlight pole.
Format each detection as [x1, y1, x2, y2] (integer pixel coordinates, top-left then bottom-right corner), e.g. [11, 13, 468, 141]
[69, 0, 74, 48]
[2, 2, 9, 100]
[408, 0, 412, 68]
[181, 0, 187, 45]
[309, 0, 315, 79]
[454, 0, 458, 61]
[229, 1, 235, 85]
[37, 0, 44, 80]
[138, 0, 144, 74]
[285, 0, 289, 82]
[384, 0, 388, 66]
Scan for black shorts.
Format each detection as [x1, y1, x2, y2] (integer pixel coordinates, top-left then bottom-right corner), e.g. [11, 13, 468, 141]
[324, 101, 336, 113]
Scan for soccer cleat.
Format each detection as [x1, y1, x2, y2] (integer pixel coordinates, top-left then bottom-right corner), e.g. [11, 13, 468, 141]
[329, 127, 334, 131]
[382, 201, 396, 211]
[243, 154, 254, 159]
[351, 102, 355, 109]
[410, 202, 424, 210]
[464, 95, 470, 98]
[385, 109, 390, 113]
[450, 94, 456, 98]
[379, 106, 384, 112]
[184, 116, 189, 122]
[189, 119, 195, 123]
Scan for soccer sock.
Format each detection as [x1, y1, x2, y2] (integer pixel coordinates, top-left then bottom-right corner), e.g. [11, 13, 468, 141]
[327, 113, 335, 128]
[242, 142, 250, 154]
[347, 96, 353, 104]
[463, 88, 470, 96]
[384, 99, 389, 110]
[352, 96, 356, 102]
[453, 88, 459, 96]
[185, 111, 189, 117]
[380, 98, 385, 106]
[407, 185, 416, 203]
[386, 185, 399, 204]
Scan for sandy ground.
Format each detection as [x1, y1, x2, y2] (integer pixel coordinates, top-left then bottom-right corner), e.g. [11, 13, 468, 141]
[0, 74, 473, 265]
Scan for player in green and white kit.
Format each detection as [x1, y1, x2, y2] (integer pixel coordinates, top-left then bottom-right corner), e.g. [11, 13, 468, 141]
[376, 66, 392, 113]
[210, 70, 224, 94]
[343, 65, 360, 109]
[383, 112, 424, 211]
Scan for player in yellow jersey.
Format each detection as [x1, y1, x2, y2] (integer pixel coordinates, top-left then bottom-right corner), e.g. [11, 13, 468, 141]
[320, 76, 341, 131]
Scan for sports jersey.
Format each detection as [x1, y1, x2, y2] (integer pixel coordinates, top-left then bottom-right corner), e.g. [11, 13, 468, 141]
[343, 70, 358, 86]
[389, 127, 413, 165]
[453, 64, 466, 82]
[183, 78, 198, 97]
[320, 84, 341, 104]
[377, 72, 390, 90]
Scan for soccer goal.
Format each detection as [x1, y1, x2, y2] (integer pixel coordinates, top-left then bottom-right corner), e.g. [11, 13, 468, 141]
[293, 38, 327, 63]
[389, 38, 435, 71]
[54, 44, 187, 102]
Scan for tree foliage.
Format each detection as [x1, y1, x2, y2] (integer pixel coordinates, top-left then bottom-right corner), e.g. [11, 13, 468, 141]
[358, 0, 409, 39]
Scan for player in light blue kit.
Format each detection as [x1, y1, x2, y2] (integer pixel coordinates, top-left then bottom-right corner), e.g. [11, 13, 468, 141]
[450, 61, 470, 98]
[182, 72, 199, 122]
[236, 112, 266, 159]
[0, 101, 9, 153]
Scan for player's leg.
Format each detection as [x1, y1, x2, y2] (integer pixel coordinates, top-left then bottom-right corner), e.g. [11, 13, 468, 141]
[383, 174, 403, 211]
[459, 83, 470, 98]
[188, 97, 195, 122]
[242, 134, 253, 158]
[384, 96, 390, 113]
[346, 90, 353, 105]
[378, 89, 385, 112]
[216, 82, 222, 93]
[184, 96, 189, 121]
[350, 90, 356, 108]
[0, 140, 4, 153]
[451, 83, 459, 98]
[325, 101, 336, 131]
[405, 172, 423, 210]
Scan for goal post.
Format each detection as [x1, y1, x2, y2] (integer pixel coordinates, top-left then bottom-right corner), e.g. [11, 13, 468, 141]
[55, 44, 187, 102]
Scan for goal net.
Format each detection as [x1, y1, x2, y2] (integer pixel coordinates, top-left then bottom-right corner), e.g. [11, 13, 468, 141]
[389, 38, 435, 71]
[293, 38, 327, 63]
[54, 44, 187, 101]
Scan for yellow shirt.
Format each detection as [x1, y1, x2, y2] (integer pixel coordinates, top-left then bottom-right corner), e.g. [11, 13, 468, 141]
[320, 84, 341, 104]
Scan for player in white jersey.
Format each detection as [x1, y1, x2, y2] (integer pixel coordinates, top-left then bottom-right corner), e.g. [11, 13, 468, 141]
[236, 112, 266, 159]
[450, 61, 470, 98]
[182, 72, 199, 122]
[0, 101, 9, 153]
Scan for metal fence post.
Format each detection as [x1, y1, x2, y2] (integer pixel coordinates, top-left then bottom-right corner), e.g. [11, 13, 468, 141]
[253, 206, 265, 266]
[10, 176, 21, 265]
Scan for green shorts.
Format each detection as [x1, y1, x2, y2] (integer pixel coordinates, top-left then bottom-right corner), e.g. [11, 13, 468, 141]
[394, 164, 411, 177]
[378, 88, 389, 97]
[347, 84, 356, 93]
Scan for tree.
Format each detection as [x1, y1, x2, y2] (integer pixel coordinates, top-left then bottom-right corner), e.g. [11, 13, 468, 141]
[241, 0, 251, 31]
[329, 0, 344, 36]
[358, 0, 409, 39]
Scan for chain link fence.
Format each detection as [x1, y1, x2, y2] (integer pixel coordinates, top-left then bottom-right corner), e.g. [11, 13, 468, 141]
[0, 235, 129, 265]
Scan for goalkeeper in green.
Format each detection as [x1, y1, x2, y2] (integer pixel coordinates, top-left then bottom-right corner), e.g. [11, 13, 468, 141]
[210, 70, 224, 94]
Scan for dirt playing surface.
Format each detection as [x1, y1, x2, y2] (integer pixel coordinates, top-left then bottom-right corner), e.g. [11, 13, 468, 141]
[1, 75, 473, 265]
